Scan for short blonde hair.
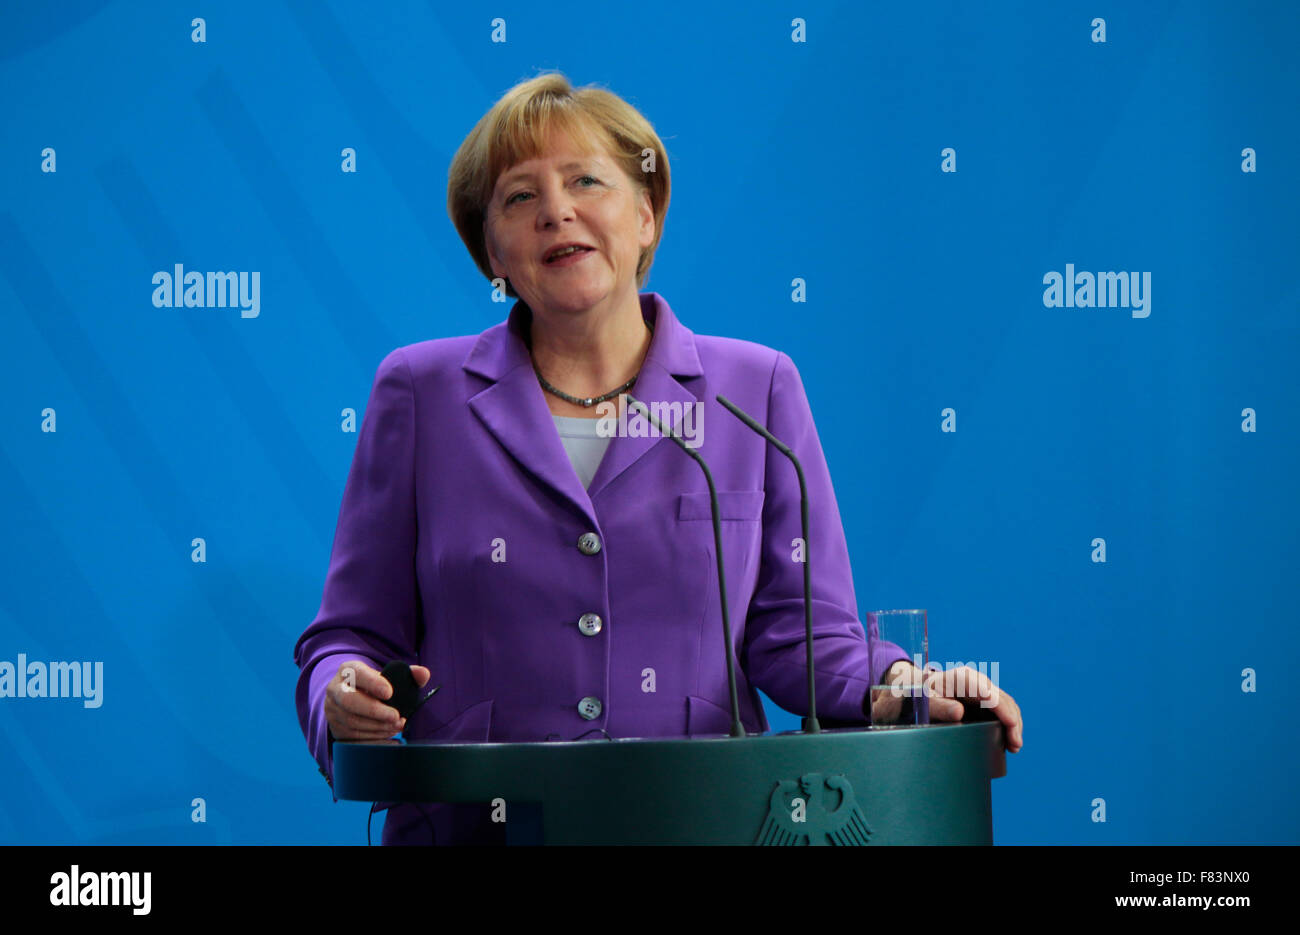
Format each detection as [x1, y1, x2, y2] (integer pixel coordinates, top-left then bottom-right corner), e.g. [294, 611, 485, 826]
[447, 72, 671, 299]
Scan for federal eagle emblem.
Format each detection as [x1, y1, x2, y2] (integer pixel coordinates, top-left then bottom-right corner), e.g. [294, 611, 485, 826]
[754, 772, 872, 846]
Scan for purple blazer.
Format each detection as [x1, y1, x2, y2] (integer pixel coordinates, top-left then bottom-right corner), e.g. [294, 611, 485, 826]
[293, 292, 907, 844]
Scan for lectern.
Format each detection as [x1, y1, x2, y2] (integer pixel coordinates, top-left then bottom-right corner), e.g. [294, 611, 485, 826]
[334, 719, 1006, 845]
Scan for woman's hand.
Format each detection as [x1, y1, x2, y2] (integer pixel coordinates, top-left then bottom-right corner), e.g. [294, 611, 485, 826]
[324, 660, 432, 741]
[878, 661, 1024, 753]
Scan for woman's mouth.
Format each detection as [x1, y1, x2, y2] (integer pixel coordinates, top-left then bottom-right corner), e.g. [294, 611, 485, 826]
[545, 246, 595, 267]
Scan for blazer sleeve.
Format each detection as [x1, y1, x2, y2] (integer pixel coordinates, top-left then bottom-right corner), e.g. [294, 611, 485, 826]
[740, 351, 909, 723]
[292, 347, 422, 797]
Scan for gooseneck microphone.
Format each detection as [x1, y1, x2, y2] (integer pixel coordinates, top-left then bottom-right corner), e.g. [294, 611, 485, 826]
[715, 394, 822, 733]
[624, 393, 745, 738]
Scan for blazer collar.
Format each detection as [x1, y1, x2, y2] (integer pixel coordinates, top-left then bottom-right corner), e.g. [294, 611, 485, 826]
[463, 292, 705, 521]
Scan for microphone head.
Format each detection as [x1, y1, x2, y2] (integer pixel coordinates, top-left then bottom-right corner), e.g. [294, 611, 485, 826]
[379, 661, 421, 718]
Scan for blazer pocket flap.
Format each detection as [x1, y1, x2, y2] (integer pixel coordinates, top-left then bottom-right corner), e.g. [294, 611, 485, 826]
[678, 490, 765, 522]
[424, 698, 494, 743]
[687, 694, 759, 736]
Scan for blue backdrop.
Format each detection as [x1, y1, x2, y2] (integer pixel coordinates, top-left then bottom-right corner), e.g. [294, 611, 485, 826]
[1, 0, 1295, 845]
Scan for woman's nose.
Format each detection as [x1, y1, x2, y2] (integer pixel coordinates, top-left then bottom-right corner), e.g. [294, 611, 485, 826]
[534, 184, 576, 225]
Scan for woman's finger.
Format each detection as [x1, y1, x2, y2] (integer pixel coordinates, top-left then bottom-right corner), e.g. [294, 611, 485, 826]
[325, 690, 404, 729]
[327, 702, 405, 737]
[335, 684, 404, 723]
[869, 686, 903, 722]
[327, 688, 401, 723]
[328, 664, 403, 722]
[922, 669, 965, 720]
[990, 689, 1024, 751]
[336, 661, 393, 703]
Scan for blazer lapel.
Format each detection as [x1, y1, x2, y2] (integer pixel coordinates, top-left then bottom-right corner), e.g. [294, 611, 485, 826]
[587, 294, 704, 499]
[464, 306, 597, 525]
[462, 292, 704, 518]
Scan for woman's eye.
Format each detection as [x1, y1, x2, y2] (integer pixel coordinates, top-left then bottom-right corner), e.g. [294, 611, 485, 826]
[507, 176, 599, 205]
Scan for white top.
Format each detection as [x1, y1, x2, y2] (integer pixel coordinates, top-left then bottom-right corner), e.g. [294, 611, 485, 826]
[552, 414, 614, 489]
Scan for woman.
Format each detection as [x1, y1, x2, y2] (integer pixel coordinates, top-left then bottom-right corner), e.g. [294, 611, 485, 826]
[293, 72, 1023, 845]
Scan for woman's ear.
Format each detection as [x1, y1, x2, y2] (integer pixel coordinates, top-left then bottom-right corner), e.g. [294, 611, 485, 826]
[638, 188, 655, 249]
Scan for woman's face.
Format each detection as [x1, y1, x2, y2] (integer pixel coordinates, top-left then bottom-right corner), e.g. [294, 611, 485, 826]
[484, 132, 655, 319]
